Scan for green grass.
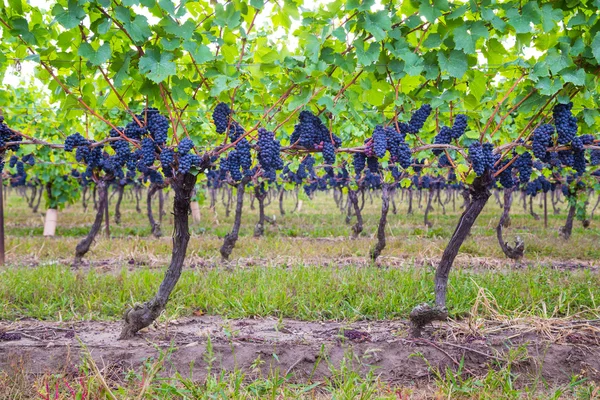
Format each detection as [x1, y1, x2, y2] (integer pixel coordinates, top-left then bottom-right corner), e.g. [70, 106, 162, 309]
[4, 187, 600, 265]
[1, 264, 598, 322]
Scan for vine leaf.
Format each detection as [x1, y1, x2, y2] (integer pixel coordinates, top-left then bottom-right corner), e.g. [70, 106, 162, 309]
[51, 0, 85, 29]
[592, 32, 600, 64]
[364, 11, 391, 42]
[78, 43, 111, 66]
[139, 49, 176, 83]
[355, 40, 380, 66]
[418, 0, 449, 23]
[437, 50, 467, 79]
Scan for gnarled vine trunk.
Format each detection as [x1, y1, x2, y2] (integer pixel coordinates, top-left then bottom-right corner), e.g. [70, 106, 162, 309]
[560, 202, 576, 240]
[120, 172, 198, 339]
[348, 189, 363, 239]
[147, 183, 162, 237]
[410, 173, 493, 337]
[496, 188, 524, 260]
[114, 184, 125, 225]
[73, 180, 108, 266]
[278, 188, 285, 216]
[529, 196, 540, 220]
[254, 186, 267, 237]
[370, 184, 390, 261]
[220, 177, 250, 261]
[32, 186, 43, 213]
[424, 189, 434, 228]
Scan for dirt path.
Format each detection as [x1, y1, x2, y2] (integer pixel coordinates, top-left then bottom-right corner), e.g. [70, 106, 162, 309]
[2, 316, 600, 386]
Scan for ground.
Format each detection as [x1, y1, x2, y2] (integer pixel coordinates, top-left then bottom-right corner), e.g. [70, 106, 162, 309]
[1, 186, 599, 399]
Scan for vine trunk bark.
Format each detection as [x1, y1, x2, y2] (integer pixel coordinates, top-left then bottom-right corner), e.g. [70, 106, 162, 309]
[73, 180, 108, 266]
[496, 188, 524, 260]
[147, 183, 162, 238]
[220, 177, 250, 261]
[409, 173, 493, 337]
[119, 172, 198, 339]
[370, 184, 390, 261]
[348, 189, 363, 238]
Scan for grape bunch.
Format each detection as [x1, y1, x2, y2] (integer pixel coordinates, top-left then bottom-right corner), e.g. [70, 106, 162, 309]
[482, 142, 497, 170]
[22, 154, 35, 166]
[450, 114, 468, 139]
[433, 126, 452, 155]
[553, 102, 578, 145]
[591, 150, 600, 166]
[371, 125, 387, 158]
[366, 156, 379, 173]
[290, 110, 342, 151]
[160, 148, 175, 177]
[407, 104, 432, 134]
[573, 149, 586, 176]
[322, 141, 336, 165]
[212, 103, 231, 134]
[397, 142, 412, 169]
[532, 124, 554, 160]
[178, 153, 202, 175]
[496, 159, 515, 188]
[141, 138, 156, 166]
[235, 138, 252, 175]
[147, 112, 169, 145]
[64, 133, 89, 152]
[0, 116, 22, 150]
[513, 152, 532, 183]
[468, 142, 486, 176]
[558, 150, 574, 167]
[257, 128, 283, 181]
[352, 153, 366, 176]
[178, 138, 194, 155]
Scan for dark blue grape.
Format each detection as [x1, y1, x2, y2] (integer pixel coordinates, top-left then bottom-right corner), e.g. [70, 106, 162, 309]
[372, 125, 387, 158]
[407, 104, 432, 134]
[553, 102, 578, 145]
[469, 142, 485, 176]
[532, 124, 554, 160]
[353, 153, 366, 176]
[178, 138, 194, 155]
[213, 103, 231, 134]
[451, 114, 468, 139]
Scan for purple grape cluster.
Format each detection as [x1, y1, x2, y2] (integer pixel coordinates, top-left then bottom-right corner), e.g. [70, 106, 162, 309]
[290, 110, 342, 151]
[513, 152, 532, 183]
[451, 114, 468, 139]
[257, 128, 283, 181]
[407, 104, 432, 134]
[353, 153, 366, 176]
[553, 102, 578, 145]
[468, 142, 485, 176]
[371, 125, 387, 158]
[532, 124, 554, 160]
[213, 102, 231, 134]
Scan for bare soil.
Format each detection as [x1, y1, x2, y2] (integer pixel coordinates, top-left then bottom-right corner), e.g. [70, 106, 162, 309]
[2, 316, 600, 386]
[11, 253, 600, 274]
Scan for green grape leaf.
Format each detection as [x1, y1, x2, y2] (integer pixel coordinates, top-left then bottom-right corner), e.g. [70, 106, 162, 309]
[355, 39, 380, 66]
[592, 32, 600, 64]
[419, 0, 449, 23]
[139, 49, 176, 83]
[437, 50, 468, 78]
[52, 0, 85, 30]
[364, 11, 391, 42]
[78, 42, 111, 66]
